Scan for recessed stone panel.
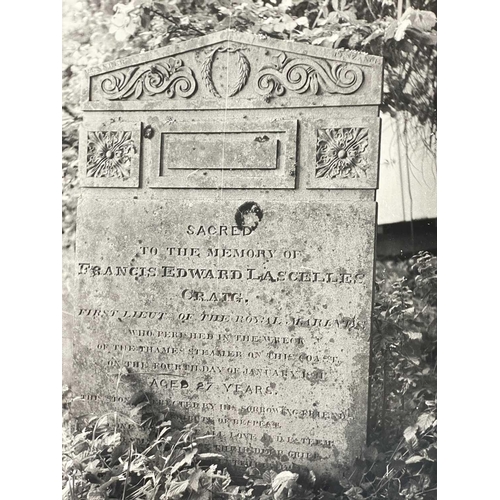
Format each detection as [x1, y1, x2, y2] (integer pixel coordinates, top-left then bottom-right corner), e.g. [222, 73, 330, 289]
[149, 119, 297, 189]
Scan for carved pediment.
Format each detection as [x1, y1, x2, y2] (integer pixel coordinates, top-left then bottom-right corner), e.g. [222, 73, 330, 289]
[84, 30, 382, 110]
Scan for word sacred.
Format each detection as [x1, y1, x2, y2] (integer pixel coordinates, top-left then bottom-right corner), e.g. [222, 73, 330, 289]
[78, 262, 365, 284]
[186, 225, 252, 236]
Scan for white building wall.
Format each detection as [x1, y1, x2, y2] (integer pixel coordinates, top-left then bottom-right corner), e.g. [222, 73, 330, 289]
[377, 113, 437, 225]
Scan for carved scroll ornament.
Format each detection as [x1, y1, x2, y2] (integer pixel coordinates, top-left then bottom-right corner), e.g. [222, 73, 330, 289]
[100, 57, 197, 100]
[256, 52, 363, 99]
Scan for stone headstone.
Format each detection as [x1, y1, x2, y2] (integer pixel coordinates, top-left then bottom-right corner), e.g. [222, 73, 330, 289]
[73, 30, 383, 479]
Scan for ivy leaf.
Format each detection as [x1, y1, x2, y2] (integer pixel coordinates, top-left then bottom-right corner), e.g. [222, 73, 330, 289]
[170, 448, 197, 474]
[312, 37, 327, 45]
[274, 22, 287, 33]
[364, 446, 378, 463]
[153, 2, 166, 14]
[417, 413, 436, 431]
[140, 10, 151, 29]
[344, 486, 364, 500]
[427, 444, 437, 460]
[271, 471, 299, 500]
[278, 0, 293, 14]
[296, 16, 309, 27]
[403, 425, 418, 443]
[262, 470, 277, 483]
[245, 466, 262, 479]
[307, 469, 316, 487]
[384, 20, 399, 40]
[188, 468, 204, 492]
[189, 489, 211, 500]
[401, 8, 437, 32]
[362, 30, 383, 46]
[128, 391, 149, 406]
[332, 0, 348, 12]
[390, 459, 406, 472]
[166, 479, 190, 499]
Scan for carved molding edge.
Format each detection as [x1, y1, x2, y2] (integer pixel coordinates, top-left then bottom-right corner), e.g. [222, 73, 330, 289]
[201, 46, 250, 98]
[100, 57, 197, 100]
[256, 52, 364, 99]
[316, 128, 369, 179]
[86, 131, 136, 179]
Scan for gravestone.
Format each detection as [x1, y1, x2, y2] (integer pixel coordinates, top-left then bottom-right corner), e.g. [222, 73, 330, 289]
[73, 30, 383, 479]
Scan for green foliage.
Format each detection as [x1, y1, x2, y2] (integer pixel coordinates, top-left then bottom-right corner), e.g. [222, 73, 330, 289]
[371, 251, 437, 448]
[62, 252, 437, 499]
[96, 0, 437, 128]
[62, 403, 232, 500]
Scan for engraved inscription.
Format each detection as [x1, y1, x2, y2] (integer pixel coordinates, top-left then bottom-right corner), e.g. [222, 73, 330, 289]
[316, 127, 369, 179]
[100, 57, 197, 100]
[78, 261, 366, 284]
[86, 131, 136, 179]
[74, 199, 375, 476]
[256, 52, 364, 99]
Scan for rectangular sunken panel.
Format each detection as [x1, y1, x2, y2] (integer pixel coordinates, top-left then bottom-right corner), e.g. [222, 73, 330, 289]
[150, 119, 297, 189]
[163, 132, 279, 171]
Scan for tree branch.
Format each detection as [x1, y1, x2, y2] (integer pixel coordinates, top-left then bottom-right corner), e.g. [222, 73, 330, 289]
[365, 0, 377, 21]
[150, 8, 205, 36]
[62, 105, 82, 121]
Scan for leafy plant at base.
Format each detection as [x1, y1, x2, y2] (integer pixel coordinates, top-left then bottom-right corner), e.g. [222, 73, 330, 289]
[371, 251, 436, 448]
[63, 252, 437, 500]
[62, 400, 232, 500]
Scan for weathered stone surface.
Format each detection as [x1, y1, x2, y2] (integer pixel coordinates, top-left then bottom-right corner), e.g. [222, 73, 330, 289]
[149, 118, 298, 189]
[73, 30, 383, 480]
[83, 31, 383, 111]
[74, 197, 375, 477]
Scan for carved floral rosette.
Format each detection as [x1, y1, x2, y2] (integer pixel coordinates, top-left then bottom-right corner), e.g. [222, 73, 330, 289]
[86, 131, 136, 179]
[316, 128, 369, 179]
[100, 57, 197, 100]
[255, 52, 364, 99]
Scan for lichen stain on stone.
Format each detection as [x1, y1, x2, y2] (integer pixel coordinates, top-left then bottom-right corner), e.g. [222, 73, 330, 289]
[238, 406, 250, 416]
[306, 369, 325, 385]
[253, 135, 270, 143]
[261, 433, 273, 447]
[235, 201, 263, 233]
